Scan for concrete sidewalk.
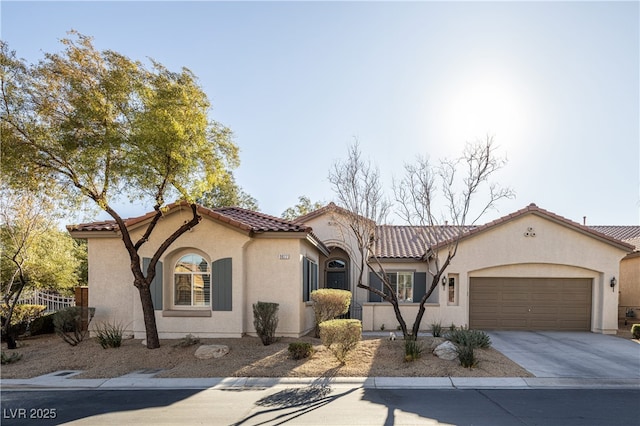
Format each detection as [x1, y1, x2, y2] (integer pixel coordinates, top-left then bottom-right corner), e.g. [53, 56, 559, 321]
[2, 370, 639, 391]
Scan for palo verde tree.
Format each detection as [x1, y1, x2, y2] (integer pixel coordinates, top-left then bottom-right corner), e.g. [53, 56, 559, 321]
[329, 138, 513, 339]
[0, 32, 239, 349]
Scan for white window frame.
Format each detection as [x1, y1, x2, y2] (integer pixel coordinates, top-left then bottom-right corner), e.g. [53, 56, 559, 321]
[173, 253, 211, 309]
[386, 271, 414, 303]
[447, 274, 458, 306]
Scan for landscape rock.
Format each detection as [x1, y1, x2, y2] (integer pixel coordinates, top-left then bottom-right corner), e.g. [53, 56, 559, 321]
[433, 340, 458, 361]
[194, 344, 229, 360]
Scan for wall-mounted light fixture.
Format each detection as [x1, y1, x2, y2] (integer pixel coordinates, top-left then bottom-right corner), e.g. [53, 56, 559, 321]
[442, 276, 447, 288]
[610, 276, 617, 292]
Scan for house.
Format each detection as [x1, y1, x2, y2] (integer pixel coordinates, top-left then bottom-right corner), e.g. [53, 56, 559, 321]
[589, 226, 640, 321]
[68, 203, 635, 339]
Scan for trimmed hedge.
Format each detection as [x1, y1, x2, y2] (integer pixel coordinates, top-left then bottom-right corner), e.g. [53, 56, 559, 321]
[288, 342, 314, 360]
[319, 319, 362, 364]
[632, 324, 640, 340]
[311, 289, 351, 338]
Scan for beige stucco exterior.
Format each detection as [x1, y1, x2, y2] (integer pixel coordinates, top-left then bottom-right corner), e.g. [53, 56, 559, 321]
[619, 252, 640, 319]
[82, 209, 319, 340]
[304, 207, 630, 334]
[76, 204, 632, 339]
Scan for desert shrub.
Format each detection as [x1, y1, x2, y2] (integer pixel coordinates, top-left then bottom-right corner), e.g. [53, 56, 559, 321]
[288, 342, 314, 360]
[404, 339, 423, 362]
[311, 289, 351, 338]
[632, 324, 640, 340]
[94, 321, 125, 349]
[1, 304, 47, 349]
[444, 327, 491, 349]
[319, 319, 362, 364]
[253, 301, 279, 346]
[30, 312, 56, 335]
[54, 306, 95, 346]
[456, 345, 478, 368]
[173, 333, 201, 348]
[1, 351, 22, 365]
[430, 321, 443, 337]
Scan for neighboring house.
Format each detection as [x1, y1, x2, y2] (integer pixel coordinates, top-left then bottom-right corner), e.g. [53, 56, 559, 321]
[68, 202, 635, 339]
[590, 226, 640, 321]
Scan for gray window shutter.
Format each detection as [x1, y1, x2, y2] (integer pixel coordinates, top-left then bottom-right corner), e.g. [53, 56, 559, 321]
[414, 272, 427, 303]
[212, 258, 232, 311]
[143, 257, 163, 310]
[302, 258, 309, 302]
[368, 272, 383, 302]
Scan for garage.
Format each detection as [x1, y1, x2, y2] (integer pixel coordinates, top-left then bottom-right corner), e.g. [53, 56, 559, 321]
[469, 277, 592, 331]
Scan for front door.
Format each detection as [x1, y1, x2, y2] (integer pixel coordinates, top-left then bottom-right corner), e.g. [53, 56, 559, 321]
[327, 270, 348, 290]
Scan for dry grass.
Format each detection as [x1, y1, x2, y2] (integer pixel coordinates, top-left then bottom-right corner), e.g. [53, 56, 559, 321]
[1, 333, 533, 380]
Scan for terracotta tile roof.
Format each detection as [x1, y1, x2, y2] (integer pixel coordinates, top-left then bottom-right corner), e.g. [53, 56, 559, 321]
[67, 203, 311, 234]
[204, 206, 311, 233]
[374, 225, 473, 259]
[589, 226, 640, 249]
[426, 203, 635, 254]
[372, 204, 636, 259]
[295, 202, 376, 226]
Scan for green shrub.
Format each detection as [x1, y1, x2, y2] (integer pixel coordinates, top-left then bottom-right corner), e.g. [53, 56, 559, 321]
[311, 289, 351, 338]
[1, 351, 22, 365]
[456, 345, 478, 368]
[1, 304, 47, 349]
[404, 339, 423, 362]
[253, 301, 279, 346]
[288, 342, 314, 360]
[632, 324, 640, 340]
[94, 321, 125, 349]
[54, 306, 95, 346]
[1, 304, 47, 328]
[430, 321, 443, 337]
[30, 312, 56, 335]
[319, 319, 362, 364]
[444, 327, 491, 349]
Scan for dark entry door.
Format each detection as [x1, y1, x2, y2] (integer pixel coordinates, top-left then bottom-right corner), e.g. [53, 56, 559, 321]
[327, 271, 348, 290]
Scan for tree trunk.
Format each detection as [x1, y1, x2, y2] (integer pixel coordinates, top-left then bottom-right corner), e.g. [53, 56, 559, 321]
[137, 283, 160, 349]
[412, 278, 440, 338]
[389, 299, 410, 339]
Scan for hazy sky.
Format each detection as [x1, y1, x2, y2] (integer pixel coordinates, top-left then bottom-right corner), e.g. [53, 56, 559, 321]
[2, 1, 639, 225]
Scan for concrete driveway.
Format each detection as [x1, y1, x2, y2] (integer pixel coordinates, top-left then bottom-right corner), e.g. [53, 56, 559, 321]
[487, 331, 640, 379]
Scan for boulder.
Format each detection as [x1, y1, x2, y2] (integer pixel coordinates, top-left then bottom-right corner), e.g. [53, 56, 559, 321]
[433, 340, 458, 361]
[194, 344, 229, 360]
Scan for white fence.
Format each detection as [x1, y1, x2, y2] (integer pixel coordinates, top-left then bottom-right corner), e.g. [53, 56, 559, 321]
[16, 290, 75, 313]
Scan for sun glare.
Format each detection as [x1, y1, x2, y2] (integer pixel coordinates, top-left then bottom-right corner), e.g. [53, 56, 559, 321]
[441, 72, 529, 151]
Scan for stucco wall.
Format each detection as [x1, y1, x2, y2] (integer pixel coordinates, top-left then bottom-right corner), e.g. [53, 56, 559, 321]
[244, 236, 316, 338]
[619, 252, 640, 319]
[438, 214, 628, 333]
[301, 212, 367, 305]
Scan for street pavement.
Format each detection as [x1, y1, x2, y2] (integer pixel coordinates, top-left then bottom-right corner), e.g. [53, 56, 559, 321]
[2, 332, 639, 425]
[2, 331, 639, 391]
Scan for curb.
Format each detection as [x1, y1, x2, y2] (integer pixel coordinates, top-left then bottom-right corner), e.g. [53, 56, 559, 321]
[2, 371, 639, 391]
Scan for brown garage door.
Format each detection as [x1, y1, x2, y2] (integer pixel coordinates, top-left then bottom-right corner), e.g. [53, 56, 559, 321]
[469, 278, 592, 331]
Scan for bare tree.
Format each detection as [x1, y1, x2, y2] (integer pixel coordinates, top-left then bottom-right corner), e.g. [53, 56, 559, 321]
[395, 135, 514, 338]
[329, 137, 513, 339]
[328, 142, 415, 334]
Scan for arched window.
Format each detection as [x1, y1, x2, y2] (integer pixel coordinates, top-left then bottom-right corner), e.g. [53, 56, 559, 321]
[174, 254, 210, 307]
[327, 259, 346, 269]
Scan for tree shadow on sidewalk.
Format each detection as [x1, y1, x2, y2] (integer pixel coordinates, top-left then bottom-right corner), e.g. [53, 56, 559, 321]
[231, 368, 357, 426]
